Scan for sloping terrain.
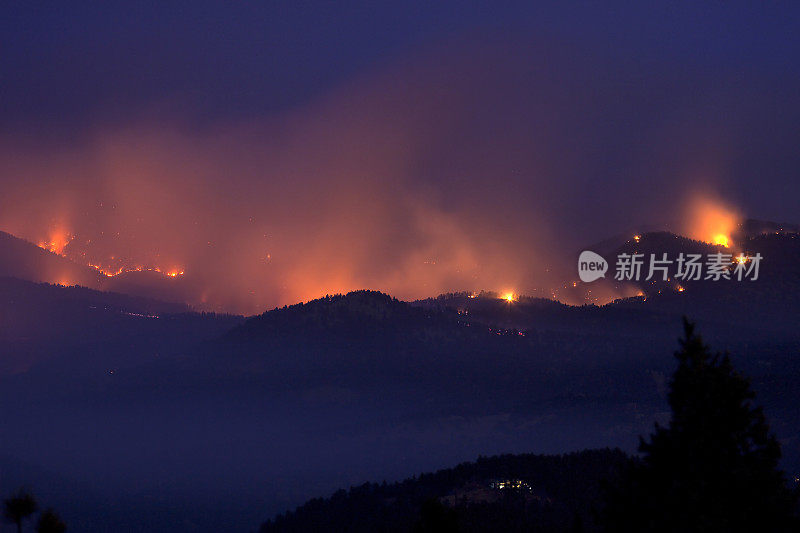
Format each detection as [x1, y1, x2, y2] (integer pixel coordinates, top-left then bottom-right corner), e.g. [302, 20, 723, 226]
[261, 449, 630, 533]
[0, 230, 797, 531]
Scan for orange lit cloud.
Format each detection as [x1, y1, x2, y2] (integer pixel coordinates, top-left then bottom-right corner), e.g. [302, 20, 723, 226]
[0, 37, 780, 314]
[682, 193, 742, 248]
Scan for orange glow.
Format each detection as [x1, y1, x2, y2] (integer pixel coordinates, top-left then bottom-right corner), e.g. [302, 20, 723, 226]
[30, 225, 189, 279]
[713, 234, 729, 247]
[37, 227, 72, 255]
[633, 234, 640, 242]
[683, 195, 740, 248]
[735, 254, 748, 265]
[502, 292, 515, 302]
[676, 285, 685, 292]
[72, 253, 185, 279]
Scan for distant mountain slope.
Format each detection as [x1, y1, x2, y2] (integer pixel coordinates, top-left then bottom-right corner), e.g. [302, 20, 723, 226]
[260, 448, 630, 533]
[0, 231, 102, 288]
[0, 276, 242, 376]
[212, 290, 696, 433]
[602, 226, 800, 296]
[607, 231, 800, 331]
[736, 219, 800, 239]
[582, 218, 799, 260]
[417, 231, 799, 336]
[228, 290, 466, 342]
[219, 290, 549, 399]
[0, 275, 189, 326]
[0, 230, 204, 309]
[2, 268, 798, 532]
[101, 269, 199, 309]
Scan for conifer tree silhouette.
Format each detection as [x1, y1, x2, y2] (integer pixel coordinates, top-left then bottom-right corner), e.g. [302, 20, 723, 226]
[3, 488, 38, 533]
[604, 319, 798, 532]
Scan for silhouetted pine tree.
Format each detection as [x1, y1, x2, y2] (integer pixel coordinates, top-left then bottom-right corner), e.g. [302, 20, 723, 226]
[3, 488, 37, 533]
[604, 319, 798, 532]
[36, 508, 66, 533]
[413, 499, 459, 533]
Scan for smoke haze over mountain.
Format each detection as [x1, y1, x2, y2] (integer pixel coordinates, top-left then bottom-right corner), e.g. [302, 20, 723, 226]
[1, 23, 798, 313]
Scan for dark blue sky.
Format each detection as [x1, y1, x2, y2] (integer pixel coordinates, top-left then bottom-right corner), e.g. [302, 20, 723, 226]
[3, 1, 799, 134]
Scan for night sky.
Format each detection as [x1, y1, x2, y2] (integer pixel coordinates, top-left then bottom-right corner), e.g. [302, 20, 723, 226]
[2, 1, 799, 312]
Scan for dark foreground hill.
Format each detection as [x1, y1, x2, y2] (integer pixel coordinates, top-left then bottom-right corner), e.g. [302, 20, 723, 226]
[212, 290, 674, 416]
[257, 317, 800, 533]
[260, 449, 630, 533]
[1, 235, 799, 531]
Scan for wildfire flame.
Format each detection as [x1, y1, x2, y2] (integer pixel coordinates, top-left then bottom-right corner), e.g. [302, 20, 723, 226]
[38, 228, 73, 255]
[35, 227, 184, 279]
[683, 195, 741, 248]
[502, 292, 516, 302]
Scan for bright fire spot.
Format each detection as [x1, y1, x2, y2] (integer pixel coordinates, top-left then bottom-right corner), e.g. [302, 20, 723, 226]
[502, 292, 516, 302]
[633, 234, 641, 242]
[37, 228, 73, 255]
[683, 195, 741, 248]
[85, 262, 184, 279]
[676, 285, 685, 292]
[31, 225, 187, 281]
[735, 254, 748, 265]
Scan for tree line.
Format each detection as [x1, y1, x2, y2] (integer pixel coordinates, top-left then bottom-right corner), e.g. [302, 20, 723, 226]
[3, 489, 65, 533]
[260, 319, 800, 532]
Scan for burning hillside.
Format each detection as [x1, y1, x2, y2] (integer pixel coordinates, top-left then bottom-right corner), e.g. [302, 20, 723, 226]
[33, 225, 185, 280]
[682, 195, 742, 249]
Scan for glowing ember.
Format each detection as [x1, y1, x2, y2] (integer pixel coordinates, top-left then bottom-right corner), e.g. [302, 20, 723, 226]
[502, 292, 516, 302]
[676, 285, 685, 292]
[37, 228, 73, 255]
[683, 195, 740, 248]
[36, 231, 185, 280]
[713, 234, 729, 247]
[735, 254, 748, 265]
[633, 234, 641, 242]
